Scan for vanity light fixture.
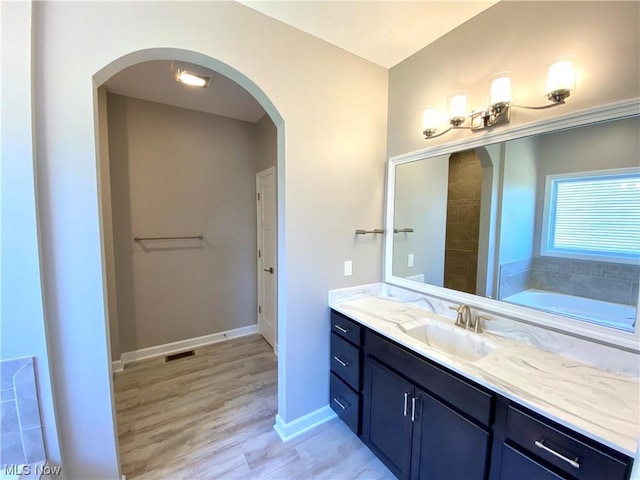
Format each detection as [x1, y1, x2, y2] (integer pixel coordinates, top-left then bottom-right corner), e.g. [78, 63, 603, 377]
[176, 69, 211, 88]
[423, 59, 576, 139]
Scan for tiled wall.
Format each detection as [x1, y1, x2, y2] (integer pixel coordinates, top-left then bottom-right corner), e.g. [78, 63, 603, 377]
[0, 357, 46, 466]
[498, 258, 533, 299]
[443, 150, 482, 295]
[531, 257, 639, 306]
[499, 256, 639, 306]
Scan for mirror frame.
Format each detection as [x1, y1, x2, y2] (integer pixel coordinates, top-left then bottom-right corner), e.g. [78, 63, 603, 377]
[384, 98, 640, 352]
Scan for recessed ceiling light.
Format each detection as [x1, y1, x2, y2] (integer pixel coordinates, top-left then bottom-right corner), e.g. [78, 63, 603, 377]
[176, 69, 210, 88]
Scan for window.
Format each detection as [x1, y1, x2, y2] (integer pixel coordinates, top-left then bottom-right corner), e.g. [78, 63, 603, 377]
[541, 168, 640, 263]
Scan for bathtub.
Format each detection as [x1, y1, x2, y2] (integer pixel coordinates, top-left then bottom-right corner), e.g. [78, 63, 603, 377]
[502, 289, 637, 332]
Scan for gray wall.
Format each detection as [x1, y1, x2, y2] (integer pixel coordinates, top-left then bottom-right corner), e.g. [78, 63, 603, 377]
[498, 136, 538, 265]
[256, 114, 277, 172]
[392, 154, 448, 284]
[387, 2, 640, 157]
[30, 2, 387, 476]
[107, 94, 261, 355]
[0, 0, 62, 469]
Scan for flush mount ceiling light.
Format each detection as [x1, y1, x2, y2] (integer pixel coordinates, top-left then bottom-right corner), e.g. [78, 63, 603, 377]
[422, 59, 577, 139]
[176, 69, 211, 88]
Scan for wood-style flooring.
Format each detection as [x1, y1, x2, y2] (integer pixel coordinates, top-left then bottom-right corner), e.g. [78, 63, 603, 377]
[114, 334, 393, 479]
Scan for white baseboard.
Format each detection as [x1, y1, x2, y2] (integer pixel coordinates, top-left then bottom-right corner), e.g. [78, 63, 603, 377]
[116, 324, 259, 367]
[111, 359, 124, 373]
[273, 405, 337, 442]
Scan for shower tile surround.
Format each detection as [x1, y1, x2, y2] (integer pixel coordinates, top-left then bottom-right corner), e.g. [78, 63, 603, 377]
[443, 150, 483, 295]
[0, 357, 46, 467]
[328, 283, 640, 456]
[499, 256, 640, 305]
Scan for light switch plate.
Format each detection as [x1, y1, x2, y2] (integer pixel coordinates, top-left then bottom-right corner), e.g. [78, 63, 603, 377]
[344, 260, 352, 276]
[408, 254, 414, 267]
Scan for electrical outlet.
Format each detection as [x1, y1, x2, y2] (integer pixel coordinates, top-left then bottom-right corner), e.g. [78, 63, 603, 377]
[344, 260, 353, 276]
[408, 254, 414, 267]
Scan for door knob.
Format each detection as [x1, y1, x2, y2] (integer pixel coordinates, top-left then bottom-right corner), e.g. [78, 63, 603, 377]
[263, 267, 274, 274]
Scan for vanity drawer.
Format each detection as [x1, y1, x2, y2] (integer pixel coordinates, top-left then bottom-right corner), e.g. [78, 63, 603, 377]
[331, 333, 360, 390]
[500, 442, 567, 480]
[330, 372, 360, 435]
[365, 330, 493, 426]
[506, 405, 631, 480]
[331, 310, 362, 346]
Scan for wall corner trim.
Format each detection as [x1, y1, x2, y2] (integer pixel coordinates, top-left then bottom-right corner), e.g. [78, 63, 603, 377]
[116, 324, 259, 367]
[273, 406, 337, 443]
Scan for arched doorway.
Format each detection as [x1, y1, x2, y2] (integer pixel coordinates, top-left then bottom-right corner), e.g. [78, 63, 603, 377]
[93, 48, 285, 477]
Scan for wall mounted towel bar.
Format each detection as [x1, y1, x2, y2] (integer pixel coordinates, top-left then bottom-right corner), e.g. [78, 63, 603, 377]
[355, 229, 385, 235]
[393, 228, 414, 233]
[134, 235, 204, 241]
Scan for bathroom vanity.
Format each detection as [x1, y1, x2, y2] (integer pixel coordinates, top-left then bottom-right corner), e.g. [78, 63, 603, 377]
[328, 287, 638, 480]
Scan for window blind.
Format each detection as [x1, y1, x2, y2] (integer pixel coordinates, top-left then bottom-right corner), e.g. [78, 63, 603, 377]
[550, 173, 640, 258]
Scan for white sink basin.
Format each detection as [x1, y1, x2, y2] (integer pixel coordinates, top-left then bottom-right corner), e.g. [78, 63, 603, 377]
[399, 318, 499, 362]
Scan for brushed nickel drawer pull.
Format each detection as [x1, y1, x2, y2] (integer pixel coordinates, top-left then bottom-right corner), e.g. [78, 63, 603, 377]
[334, 324, 350, 334]
[333, 356, 349, 367]
[403, 392, 409, 416]
[534, 440, 580, 469]
[333, 397, 348, 410]
[411, 397, 417, 422]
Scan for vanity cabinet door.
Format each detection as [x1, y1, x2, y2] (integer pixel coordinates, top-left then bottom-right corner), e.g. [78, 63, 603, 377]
[411, 387, 491, 480]
[363, 357, 414, 479]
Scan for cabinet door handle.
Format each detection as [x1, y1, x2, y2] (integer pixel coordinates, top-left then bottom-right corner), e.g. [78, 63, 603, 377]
[534, 440, 580, 469]
[334, 324, 350, 334]
[333, 397, 348, 410]
[403, 392, 409, 416]
[411, 397, 417, 422]
[333, 356, 349, 367]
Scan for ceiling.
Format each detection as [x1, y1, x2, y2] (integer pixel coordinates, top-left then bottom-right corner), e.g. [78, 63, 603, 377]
[104, 61, 268, 123]
[104, 1, 498, 123]
[238, 1, 498, 69]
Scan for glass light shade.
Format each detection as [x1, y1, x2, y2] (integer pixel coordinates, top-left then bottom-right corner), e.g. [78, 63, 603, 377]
[545, 60, 576, 95]
[422, 108, 439, 131]
[448, 93, 468, 119]
[490, 75, 512, 105]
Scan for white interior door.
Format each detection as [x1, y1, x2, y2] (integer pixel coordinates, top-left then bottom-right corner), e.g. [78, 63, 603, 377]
[257, 167, 277, 352]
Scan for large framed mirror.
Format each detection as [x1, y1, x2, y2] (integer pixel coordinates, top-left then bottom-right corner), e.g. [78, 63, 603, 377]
[384, 100, 640, 351]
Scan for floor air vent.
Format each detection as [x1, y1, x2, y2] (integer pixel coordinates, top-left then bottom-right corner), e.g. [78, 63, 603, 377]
[165, 350, 195, 362]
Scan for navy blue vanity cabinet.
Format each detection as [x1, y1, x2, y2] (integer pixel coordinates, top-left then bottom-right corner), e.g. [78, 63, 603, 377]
[410, 387, 491, 480]
[329, 309, 633, 480]
[498, 404, 632, 480]
[499, 442, 567, 480]
[329, 310, 363, 435]
[362, 329, 493, 480]
[362, 357, 414, 478]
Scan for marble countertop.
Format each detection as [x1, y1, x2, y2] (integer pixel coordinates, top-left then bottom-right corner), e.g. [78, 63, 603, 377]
[330, 295, 640, 457]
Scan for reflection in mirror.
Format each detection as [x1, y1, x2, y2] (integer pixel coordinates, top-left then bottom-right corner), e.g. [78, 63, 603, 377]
[393, 147, 498, 296]
[391, 116, 639, 333]
[497, 117, 639, 332]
